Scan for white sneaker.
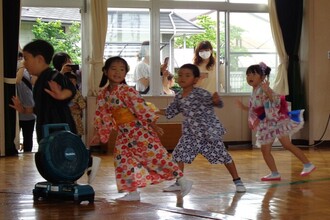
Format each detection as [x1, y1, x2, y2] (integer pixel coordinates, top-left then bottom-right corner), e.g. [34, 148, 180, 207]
[300, 164, 316, 176]
[178, 177, 193, 197]
[163, 182, 181, 192]
[86, 156, 101, 184]
[261, 173, 281, 181]
[116, 191, 140, 201]
[235, 183, 246, 193]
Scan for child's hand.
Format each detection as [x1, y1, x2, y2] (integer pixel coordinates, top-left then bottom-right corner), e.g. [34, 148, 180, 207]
[45, 80, 63, 99]
[61, 63, 73, 74]
[89, 134, 100, 146]
[249, 118, 260, 130]
[150, 122, 164, 136]
[70, 103, 80, 110]
[156, 109, 166, 116]
[212, 92, 221, 105]
[9, 96, 24, 113]
[261, 79, 274, 101]
[236, 99, 249, 111]
[261, 79, 270, 92]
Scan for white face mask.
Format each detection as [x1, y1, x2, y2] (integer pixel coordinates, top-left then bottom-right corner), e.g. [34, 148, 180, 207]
[198, 51, 211, 60]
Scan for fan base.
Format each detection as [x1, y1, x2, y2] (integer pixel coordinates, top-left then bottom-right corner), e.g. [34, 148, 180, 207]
[33, 181, 95, 204]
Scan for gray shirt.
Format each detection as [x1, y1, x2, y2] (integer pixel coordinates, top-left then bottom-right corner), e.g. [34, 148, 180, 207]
[17, 70, 36, 121]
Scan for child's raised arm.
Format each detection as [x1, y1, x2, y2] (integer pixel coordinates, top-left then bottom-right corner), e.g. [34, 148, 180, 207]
[44, 80, 74, 100]
[157, 108, 166, 116]
[236, 99, 249, 111]
[212, 92, 223, 107]
[261, 80, 274, 102]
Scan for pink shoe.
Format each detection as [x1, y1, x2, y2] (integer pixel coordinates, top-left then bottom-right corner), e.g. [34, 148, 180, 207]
[300, 164, 316, 176]
[261, 173, 281, 181]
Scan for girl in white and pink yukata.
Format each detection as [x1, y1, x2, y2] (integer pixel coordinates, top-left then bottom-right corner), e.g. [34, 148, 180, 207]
[90, 56, 192, 201]
[237, 62, 315, 181]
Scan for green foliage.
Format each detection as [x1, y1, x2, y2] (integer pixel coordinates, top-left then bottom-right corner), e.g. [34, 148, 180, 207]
[174, 15, 248, 70]
[32, 18, 81, 64]
[175, 15, 216, 50]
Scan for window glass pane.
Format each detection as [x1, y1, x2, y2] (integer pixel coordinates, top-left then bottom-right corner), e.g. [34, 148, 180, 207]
[161, 9, 215, 94]
[229, 0, 267, 4]
[229, 12, 277, 93]
[105, 8, 150, 87]
[169, 10, 223, 94]
[160, 0, 225, 2]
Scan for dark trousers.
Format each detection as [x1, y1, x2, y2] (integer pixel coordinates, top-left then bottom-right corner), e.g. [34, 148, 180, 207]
[19, 119, 36, 152]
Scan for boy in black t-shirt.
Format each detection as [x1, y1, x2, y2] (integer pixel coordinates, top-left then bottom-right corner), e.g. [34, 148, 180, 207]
[10, 39, 100, 184]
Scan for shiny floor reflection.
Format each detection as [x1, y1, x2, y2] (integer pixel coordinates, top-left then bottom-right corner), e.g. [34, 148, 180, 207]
[1, 146, 330, 219]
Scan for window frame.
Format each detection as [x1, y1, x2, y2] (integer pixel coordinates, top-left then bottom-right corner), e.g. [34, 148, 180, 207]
[22, 0, 271, 96]
[108, 1, 270, 95]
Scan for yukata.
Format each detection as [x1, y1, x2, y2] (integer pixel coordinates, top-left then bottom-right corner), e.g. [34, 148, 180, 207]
[69, 90, 86, 136]
[94, 84, 183, 192]
[248, 85, 304, 145]
[165, 87, 232, 164]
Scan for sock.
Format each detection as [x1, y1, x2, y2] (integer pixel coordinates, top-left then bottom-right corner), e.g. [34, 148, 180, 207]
[303, 163, 313, 168]
[129, 191, 139, 195]
[233, 178, 243, 185]
[271, 171, 280, 176]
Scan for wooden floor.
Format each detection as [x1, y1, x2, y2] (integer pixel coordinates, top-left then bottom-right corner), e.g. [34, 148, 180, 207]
[1, 144, 330, 220]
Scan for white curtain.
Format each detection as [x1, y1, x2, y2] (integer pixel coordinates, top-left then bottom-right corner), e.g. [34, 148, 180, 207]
[88, 0, 108, 96]
[268, 0, 289, 95]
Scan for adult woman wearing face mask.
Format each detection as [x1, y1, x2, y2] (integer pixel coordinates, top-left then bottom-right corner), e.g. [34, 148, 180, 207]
[193, 41, 219, 93]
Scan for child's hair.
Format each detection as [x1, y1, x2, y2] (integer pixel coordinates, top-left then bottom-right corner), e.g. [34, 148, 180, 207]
[53, 52, 72, 71]
[246, 62, 271, 78]
[99, 56, 130, 88]
[193, 40, 215, 70]
[23, 39, 54, 64]
[179, 63, 200, 78]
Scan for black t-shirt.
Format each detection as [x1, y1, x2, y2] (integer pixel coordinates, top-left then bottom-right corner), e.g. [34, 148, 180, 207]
[33, 67, 77, 142]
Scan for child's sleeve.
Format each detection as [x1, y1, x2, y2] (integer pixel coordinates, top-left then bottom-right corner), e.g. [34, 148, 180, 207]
[200, 89, 216, 107]
[263, 91, 283, 120]
[93, 90, 114, 143]
[165, 95, 180, 119]
[123, 86, 159, 123]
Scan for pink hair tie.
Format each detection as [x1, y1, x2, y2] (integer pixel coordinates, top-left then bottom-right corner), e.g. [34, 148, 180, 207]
[259, 62, 267, 74]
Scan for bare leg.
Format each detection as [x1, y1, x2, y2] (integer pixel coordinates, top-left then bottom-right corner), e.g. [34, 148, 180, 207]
[225, 161, 246, 192]
[278, 136, 309, 164]
[260, 142, 278, 172]
[177, 161, 185, 172]
[224, 161, 240, 179]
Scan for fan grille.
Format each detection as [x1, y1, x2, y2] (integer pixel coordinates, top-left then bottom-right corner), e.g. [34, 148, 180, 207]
[36, 130, 89, 183]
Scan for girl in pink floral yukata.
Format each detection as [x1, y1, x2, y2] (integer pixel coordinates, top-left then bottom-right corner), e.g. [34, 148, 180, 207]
[237, 62, 315, 181]
[90, 56, 192, 201]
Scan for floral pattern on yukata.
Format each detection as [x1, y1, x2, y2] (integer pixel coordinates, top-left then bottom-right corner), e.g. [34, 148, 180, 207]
[165, 87, 232, 164]
[70, 90, 86, 136]
[249, 86, 304, 145]
[94, 84, 183, 192]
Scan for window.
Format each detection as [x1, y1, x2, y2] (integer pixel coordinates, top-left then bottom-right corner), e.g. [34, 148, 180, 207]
[20, 1, 276, 95]
[105, 8, 150, 87]
[106, 1, 275, 95]
[228, 12, 277, 93]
